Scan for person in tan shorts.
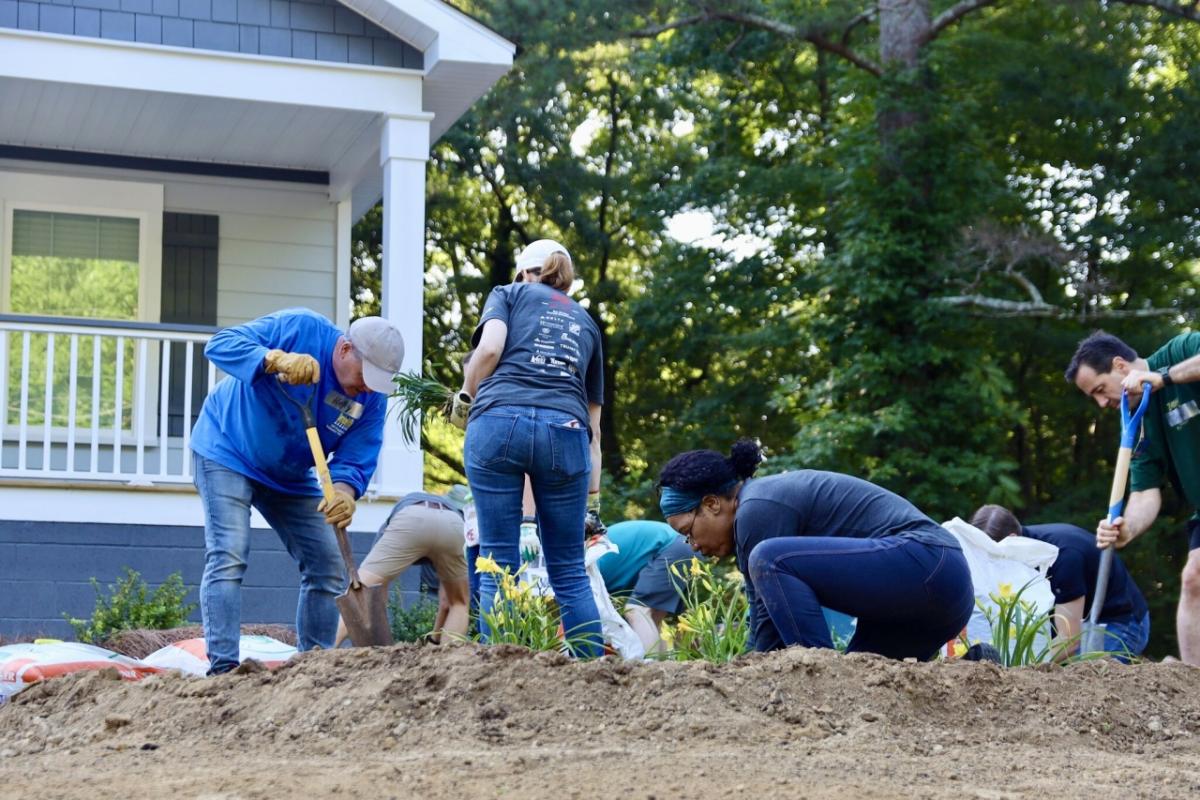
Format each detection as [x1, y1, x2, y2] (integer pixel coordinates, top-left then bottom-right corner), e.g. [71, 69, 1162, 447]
[335, 491, 470, 646]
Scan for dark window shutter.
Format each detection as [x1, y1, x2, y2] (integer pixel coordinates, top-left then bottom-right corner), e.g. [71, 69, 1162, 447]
[161, 213, 219, 436]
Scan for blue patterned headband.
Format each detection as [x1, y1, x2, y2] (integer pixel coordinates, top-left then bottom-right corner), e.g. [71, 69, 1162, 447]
[659, 480, 738, 518]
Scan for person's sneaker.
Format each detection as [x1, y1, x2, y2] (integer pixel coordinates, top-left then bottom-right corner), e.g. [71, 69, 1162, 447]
[963, 643, 1002, 664]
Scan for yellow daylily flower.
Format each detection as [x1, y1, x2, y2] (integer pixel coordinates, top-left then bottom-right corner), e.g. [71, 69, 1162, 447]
[475, 555, 503, 575]
[953, 641, 967, 658]
[689, 558, 704, 578]
[997, 582, 1014, 600]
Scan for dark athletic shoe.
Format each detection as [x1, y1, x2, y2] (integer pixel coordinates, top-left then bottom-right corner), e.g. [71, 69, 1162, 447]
[963, 643, 1002, 663]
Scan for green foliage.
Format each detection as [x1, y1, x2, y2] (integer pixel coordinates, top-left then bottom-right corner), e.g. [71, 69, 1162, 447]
[352, 0, 1200, 660]
[969, 581, 1059, 667]
[473, 557, 571, 653]
[64, 568, 196, 644]
[660, 557, 749, 662]
[388, 590, 440, 643]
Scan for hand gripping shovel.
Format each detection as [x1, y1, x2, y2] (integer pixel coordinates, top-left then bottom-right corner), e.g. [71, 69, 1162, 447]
[275, 379, 393, 647]
[1083, 383, 1151, 654]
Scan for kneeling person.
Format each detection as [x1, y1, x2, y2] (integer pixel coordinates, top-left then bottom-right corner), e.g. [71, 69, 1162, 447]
[593, 520, 695, 654]
[971, 505, 1150, 660]
[657, 440, 973, 660]
[336, 491, 469, 645]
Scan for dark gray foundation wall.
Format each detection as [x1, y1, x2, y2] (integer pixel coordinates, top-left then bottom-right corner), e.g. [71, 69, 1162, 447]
[0, 519, 426, 640]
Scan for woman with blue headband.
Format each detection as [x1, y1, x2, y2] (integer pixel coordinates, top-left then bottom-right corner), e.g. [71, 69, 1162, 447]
[657, 439, 973, 659]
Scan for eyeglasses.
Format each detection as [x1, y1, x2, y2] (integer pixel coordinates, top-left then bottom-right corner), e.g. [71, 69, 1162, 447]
[678, 509, 698, 545]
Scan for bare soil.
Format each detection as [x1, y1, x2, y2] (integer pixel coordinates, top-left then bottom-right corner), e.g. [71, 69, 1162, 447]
[2, 644, 1199, 799]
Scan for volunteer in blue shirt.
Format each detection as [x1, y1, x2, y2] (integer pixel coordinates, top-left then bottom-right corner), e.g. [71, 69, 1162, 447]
[593, 520, 695, 654]
[656, 439, 974, 660]
[971, 505, 1150, 660]
[451, 239, 604, 658]
[191, 308, 404, 675]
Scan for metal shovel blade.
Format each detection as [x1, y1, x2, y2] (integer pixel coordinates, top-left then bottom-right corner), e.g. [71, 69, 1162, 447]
[337, 581, 393, 647]
[1081, 621, 1107, 656]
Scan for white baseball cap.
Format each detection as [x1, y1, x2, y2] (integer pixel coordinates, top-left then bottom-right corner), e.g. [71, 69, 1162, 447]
[347, 317, 405, 394]
[514, 239, 571, 281]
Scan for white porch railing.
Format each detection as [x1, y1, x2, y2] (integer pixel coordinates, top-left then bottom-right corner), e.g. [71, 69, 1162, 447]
[0, 315, 220, 485]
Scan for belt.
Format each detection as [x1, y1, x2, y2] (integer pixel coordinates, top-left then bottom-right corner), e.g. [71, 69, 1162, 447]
[412, 500, 452, 512]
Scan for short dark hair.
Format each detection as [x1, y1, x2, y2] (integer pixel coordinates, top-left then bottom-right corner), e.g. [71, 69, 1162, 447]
[657, 438, 764, 498]
[1064, 331, 1137, 383]
[969, 504, 1022, 543]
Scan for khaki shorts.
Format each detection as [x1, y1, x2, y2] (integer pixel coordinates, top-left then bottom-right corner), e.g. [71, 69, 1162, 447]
[360, 504, 467, 585]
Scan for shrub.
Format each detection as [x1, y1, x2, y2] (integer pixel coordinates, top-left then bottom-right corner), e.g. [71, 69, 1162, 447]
[388, 589, 440, 643]
[64, 568, 196, 644]
[473, 556, 570, 653]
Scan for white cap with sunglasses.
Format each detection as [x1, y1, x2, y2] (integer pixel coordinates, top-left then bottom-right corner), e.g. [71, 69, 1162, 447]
[513, 239, 571, 282]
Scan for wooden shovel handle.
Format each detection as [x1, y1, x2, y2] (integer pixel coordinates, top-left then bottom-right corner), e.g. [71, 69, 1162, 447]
[303, 425, 363, 589]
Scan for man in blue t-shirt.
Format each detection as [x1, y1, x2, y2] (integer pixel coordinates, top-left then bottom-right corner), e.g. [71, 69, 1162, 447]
[190, 308, 404, 674]
[592, 520, 695, 653]
[970, 505, 1150, 660]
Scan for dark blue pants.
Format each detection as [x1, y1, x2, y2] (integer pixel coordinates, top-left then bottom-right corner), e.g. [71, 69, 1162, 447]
[749, 536, 974, 661]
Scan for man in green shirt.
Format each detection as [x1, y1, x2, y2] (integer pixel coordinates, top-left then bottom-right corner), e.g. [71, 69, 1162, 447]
[1066, 330, 1200, 665]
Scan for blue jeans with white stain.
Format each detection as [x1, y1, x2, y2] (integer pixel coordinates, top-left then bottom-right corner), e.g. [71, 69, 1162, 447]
[1100, 610, 1151, 661]
[193, 453, 345, 674]
[465, 405, 602, 658]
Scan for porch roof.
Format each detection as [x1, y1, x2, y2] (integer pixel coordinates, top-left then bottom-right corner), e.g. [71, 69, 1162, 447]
[0, 0, 514, 217]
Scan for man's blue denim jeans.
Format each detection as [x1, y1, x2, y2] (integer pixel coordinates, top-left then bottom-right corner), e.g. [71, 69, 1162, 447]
[465, 405, 602, 657]
[1100, 610, 1151, 661]
[193, 453, 344, 674]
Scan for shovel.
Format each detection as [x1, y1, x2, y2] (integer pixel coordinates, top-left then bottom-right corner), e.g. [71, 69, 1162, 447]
[275, 378, 393, 647]
[1083, 383, 1151, 654]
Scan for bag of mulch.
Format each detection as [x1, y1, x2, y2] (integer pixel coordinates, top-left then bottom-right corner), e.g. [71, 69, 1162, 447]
[584, 536, 646, 661]
[141, 635, 298, 676]
[942, 517, 1058, 654]
[0, 641, 160, 703]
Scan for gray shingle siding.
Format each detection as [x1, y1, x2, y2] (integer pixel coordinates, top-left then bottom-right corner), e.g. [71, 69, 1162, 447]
[0, 521, 430, 640]
[1, 0, 422, 68]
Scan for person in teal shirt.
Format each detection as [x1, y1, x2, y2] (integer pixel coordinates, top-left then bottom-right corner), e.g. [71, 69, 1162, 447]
[593, 520, 694, 653]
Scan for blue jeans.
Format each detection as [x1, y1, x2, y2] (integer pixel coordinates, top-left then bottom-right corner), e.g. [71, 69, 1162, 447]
[1100, 610, 1151, 661]
[193, 454, 344, 674]
[464, 405, 602, 657]
[749, 536, 974, 661]
[466, 544, 481, 618]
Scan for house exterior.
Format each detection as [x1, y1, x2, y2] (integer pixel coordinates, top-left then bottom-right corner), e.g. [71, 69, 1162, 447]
[0, 0, 514, 636]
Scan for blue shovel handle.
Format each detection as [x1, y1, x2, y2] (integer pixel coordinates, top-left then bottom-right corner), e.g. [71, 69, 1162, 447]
[1087, 382, 1152, 653]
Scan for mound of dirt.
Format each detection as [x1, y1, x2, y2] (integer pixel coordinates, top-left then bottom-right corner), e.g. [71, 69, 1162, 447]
[3, 645, 1199, 798]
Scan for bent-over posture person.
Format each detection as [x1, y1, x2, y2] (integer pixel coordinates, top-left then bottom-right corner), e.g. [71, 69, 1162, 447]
[592, 520, 694, 654]
[971, 505, 1150, 661]
[191, 308, 403, 674]
[656, 439, 973, 660]
[337, 491, 470, 646]
[1066, 330, 1200, 665]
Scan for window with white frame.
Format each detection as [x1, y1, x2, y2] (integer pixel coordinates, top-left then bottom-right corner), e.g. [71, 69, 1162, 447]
[0, 173, 162, 440]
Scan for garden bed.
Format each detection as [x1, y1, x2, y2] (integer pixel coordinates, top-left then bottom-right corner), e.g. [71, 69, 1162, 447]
[2, 644, 1199, 798]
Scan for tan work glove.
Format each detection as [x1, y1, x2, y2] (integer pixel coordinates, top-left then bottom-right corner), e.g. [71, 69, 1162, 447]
[318, 487, 356, 528]
[264, 349, 320, 385]
[449, 390, 473, 430]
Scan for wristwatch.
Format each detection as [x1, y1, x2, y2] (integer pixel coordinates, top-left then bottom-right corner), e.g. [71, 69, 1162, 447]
[1158, 365, 1174, 387]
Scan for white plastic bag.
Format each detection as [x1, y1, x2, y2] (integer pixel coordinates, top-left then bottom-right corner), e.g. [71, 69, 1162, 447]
[942, 517, 1059, 654]
[141, 635, 298, 676]
[0, 641, 160, 703]
[584, 536, 646, 661]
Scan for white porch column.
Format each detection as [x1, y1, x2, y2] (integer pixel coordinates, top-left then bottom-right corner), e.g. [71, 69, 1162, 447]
[375, 113, 434, 496]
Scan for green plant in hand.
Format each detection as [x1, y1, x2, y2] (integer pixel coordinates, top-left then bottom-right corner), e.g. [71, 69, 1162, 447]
[660, 558, 749, 663]
[390, 371, 455, 446]
[64, 568, 196, 644]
